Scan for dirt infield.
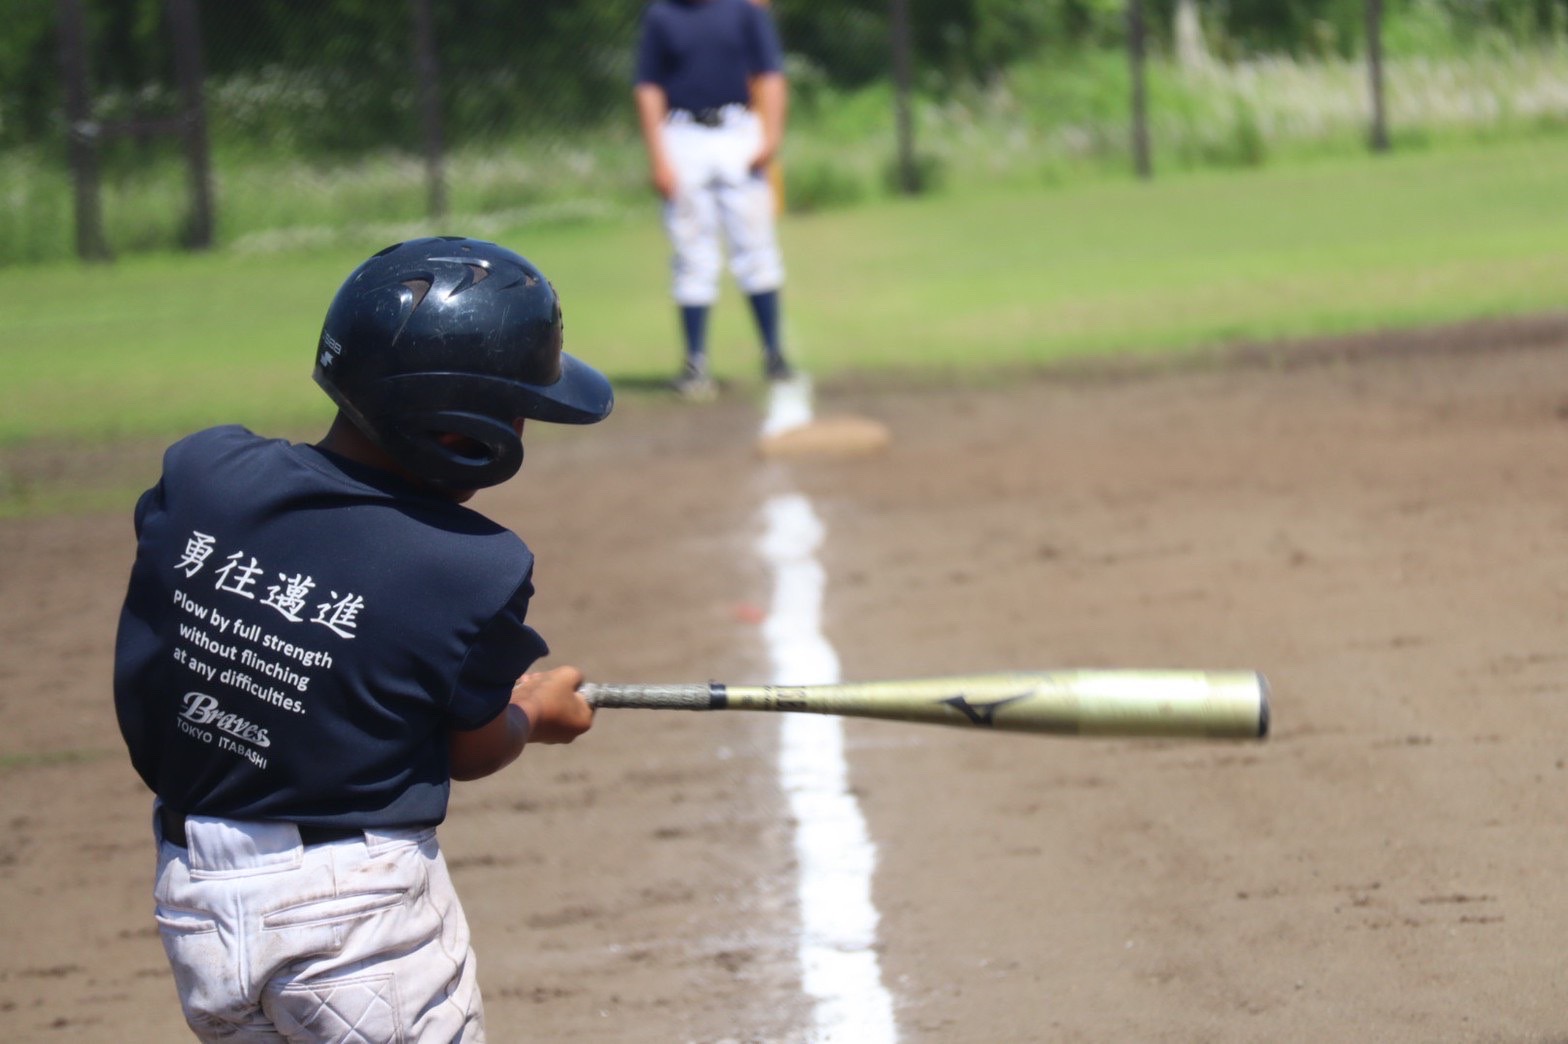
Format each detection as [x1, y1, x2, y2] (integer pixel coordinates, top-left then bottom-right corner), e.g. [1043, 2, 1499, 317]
[4, 318, 1568, 1042]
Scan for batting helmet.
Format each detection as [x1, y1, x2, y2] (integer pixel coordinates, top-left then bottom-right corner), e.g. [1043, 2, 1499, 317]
[314, 236, 613, 490]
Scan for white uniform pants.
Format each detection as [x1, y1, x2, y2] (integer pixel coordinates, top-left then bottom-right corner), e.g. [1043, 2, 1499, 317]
[663, 107, 784, 306]
[151, 806, 484, 1042]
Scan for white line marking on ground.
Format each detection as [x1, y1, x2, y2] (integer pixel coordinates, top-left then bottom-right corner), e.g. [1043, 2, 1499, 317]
[760, 381, 898, 1043]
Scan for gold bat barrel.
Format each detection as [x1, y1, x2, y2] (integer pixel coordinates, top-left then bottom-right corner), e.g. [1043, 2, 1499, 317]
[582, 670, 1269, 740]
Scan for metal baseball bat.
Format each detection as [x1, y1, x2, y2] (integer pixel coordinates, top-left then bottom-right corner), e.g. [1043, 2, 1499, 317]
[581, 670, 1269, 740]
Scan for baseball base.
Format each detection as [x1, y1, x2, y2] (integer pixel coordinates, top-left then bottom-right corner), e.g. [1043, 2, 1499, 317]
[757, 415, 892, 457]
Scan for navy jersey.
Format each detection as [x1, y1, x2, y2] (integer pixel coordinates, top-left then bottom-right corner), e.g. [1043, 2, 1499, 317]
[113, 426, 549, 829]
[634, 0, 784, 113]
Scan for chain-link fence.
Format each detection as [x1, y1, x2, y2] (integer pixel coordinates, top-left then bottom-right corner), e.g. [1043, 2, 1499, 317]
[5, 0, 1568, 265]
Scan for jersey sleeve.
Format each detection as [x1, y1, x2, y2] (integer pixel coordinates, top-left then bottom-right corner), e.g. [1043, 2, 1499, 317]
[745, 3, 785, 76]
[132, 479, 161, 532]
[446, 571, 550, 730]
[115, 479, 170, 792]
[633, 8, 670, 87]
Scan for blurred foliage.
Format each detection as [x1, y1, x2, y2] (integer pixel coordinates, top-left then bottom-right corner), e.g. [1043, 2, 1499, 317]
[5, 0, 1568, 151]
[2, 0, 1566, 264]
[784, 158, 870, 212]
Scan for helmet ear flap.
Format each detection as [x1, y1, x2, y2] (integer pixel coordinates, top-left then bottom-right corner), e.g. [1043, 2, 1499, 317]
[376, 410, 524, 490]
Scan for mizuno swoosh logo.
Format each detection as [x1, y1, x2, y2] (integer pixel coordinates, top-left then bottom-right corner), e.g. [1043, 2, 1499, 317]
[941, 691, 1032, 726]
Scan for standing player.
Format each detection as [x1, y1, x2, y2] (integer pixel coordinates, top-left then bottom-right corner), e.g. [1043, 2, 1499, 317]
[634, 0, 795, 400]
[114, 237, 611, 1041]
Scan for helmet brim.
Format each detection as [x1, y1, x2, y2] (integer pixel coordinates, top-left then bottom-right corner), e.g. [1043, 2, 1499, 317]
[519, 351, 614, 425]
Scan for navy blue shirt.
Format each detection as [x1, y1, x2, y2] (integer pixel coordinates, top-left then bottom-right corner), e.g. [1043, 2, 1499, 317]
[113, 426, 549, 829]
[634, 0, 784, 113]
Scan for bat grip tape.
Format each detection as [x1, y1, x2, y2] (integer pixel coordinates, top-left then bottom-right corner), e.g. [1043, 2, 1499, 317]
[580, 682, 728, 710]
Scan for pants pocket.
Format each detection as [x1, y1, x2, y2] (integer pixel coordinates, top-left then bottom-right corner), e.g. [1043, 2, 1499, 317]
[155, 906, 239, 1036]
[261, 887, 408, 931]
[269, 972, 404, 1044]
[155, 905, 220, 936]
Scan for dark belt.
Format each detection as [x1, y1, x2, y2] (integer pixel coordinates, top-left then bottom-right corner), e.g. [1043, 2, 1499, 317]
[158, 805, 361, 848]
[672, 106, 730, 127]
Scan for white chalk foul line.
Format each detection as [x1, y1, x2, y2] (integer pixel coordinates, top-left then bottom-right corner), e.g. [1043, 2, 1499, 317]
[760, 382, 898, 1044]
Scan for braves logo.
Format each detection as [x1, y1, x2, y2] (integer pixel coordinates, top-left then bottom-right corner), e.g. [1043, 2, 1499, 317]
[181, 691, 271, 747]
[940, 691, 1032, 727]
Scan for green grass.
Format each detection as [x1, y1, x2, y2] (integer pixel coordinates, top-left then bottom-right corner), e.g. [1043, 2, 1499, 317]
[787, 137, 1568, 371]
[4, 134, 1568, 456]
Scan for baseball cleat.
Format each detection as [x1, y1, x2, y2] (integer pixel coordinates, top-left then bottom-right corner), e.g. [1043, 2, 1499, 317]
[672, 362, 718, 402]
[764, 354, 796, 383]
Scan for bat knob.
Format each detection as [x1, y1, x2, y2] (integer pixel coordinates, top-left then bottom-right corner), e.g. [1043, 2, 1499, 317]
[1254, 673, 1271, 739]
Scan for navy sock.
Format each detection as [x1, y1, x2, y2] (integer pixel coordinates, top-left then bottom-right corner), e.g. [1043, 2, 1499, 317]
[680, 305, 709, 365]
[747, 290, 782, 359]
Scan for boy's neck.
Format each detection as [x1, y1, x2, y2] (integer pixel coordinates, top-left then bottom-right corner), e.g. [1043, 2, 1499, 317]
[316, 414, 475, 503]
[317, 414, 398, 472]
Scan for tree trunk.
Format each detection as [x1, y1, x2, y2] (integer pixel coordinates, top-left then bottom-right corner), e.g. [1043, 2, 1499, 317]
[1174, 0, 1210, 70]
[1128, 0, 1153, 180]
[57, 0, 110, 261]
[1366, 0, 1390, 152]
[889, 0, 919, 194]
[412, 0, 448, 218]
[167, 0, 214, 250]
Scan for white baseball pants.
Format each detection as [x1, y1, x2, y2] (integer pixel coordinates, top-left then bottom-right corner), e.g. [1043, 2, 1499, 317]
[151, 806, 485, 1042]
[663, 108, 784, 306]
